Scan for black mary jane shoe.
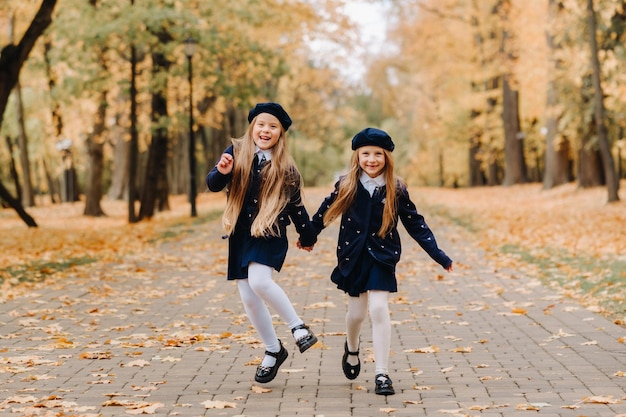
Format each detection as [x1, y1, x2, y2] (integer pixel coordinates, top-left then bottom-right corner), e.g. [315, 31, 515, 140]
[255, 340, 288, 383]
[291, 324, 318, 353]
[342, 341, 360, 380]
[374, 373, 395, 396]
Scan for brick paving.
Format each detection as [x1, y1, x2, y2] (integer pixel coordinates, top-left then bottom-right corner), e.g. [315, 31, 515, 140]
[1, 195, 626, 417]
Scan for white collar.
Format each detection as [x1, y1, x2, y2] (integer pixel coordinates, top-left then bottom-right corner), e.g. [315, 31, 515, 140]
[360, 172, 385, 196]
[255, 147, 272, 161]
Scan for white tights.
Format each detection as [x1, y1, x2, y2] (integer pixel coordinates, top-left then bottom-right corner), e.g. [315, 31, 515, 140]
[237, 262, 305, 365]
[345, 290, 390, 375]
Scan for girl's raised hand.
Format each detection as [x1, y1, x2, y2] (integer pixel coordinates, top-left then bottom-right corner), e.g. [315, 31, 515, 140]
[216, 153, 234, 174]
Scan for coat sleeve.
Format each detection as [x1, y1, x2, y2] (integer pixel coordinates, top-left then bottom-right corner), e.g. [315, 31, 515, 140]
[398, 185, 453, 269]
[286, 173, 317, 247]
[206, 145, 234, 192]
[310, 181, 340, 235]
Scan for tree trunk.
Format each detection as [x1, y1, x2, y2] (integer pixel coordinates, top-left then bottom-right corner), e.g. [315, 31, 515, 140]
[486, 151, 500, 186]
[498, 0, 526, 186]
[42, 158, 58, 203]
[107, 111, 129, 200]
[5, 136, 22, 202]
[0, 182, 37, 227]
[128, 42, 139, 222]
[578, 139, 604, 188]
[44, 36, 63, 138]
[468, 134, 485, 186]
[0, 0, 57, 227]
[84, 89, 107, 216]
[543, 0, 571, 189]
[14, 81, 35, 207]
[139, 47, 171, 220]
[8, 14, 35, 208]
[502, 77, 526, 185]
[587, 0, 620, 202]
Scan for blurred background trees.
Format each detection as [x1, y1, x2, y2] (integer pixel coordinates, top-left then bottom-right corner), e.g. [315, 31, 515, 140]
[0, 0, 624, 226]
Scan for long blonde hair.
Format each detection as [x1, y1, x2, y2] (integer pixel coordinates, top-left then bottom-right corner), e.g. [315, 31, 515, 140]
[323, 149, 398, 237]
[222, 120, 301, 237]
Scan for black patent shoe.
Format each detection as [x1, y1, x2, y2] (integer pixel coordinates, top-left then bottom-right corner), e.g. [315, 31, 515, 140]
[342, 341, 360, 380]
[255, 340, 288, 383]
[374, 374, 395, 396]
[291, 324, 318, 353]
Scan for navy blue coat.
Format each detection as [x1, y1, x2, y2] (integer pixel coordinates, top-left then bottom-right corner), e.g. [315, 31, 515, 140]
[206, 145, 317, 279]
[312, 179, 452, 282]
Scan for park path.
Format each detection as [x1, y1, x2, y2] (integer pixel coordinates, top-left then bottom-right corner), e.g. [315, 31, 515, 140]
[1, 190, 625, 417]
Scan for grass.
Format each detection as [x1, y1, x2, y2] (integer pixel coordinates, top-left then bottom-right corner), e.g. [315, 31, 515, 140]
[1, 256, 97, 286]
[499, 244, 626, 318]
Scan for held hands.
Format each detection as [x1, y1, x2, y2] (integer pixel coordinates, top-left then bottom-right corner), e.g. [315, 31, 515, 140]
[216, 153, 234, 174]
[296, 240, 314, 252]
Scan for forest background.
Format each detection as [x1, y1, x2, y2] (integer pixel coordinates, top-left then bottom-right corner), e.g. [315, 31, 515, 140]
[0, 1, 625, 321]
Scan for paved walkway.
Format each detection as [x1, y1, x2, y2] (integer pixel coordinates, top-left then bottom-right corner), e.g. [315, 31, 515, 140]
[1, 196, 626, 417]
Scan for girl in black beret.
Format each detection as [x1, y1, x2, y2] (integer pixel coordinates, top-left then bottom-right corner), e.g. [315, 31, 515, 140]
[307, 127, 453, 395]
[206, 102, 318, 384]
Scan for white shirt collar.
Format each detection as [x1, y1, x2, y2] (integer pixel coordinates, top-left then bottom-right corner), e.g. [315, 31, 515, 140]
[359, 172, 385, 196]
[255, 147, 272, 162]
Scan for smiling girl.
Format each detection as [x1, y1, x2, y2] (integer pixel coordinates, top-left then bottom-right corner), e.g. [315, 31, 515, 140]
[308, 127, 453, 395]
[206, 102, 318, 384]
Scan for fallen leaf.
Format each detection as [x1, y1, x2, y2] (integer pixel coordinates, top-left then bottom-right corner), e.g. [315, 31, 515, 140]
[404, 346, 439, 353]
[123, 359, 150, 368]
[451, 346, 472, 353]
[201, 400, 237, 409]
[251, 385, 272, 393]
[583, 395, 620, 404]
[126, 402, 164, 415]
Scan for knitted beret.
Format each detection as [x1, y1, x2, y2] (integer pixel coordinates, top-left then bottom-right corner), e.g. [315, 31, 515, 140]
[247, 102, 292, 131]
[351, 127, 395, 152]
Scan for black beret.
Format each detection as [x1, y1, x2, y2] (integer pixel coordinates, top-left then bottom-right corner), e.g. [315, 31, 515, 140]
[247, 102, 292, 131]
[351, 127, 395, 152]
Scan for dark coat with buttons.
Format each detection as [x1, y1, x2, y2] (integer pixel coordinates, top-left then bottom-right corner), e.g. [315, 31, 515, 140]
[206, 145, 317, 279]
[311, 179, 452, 283]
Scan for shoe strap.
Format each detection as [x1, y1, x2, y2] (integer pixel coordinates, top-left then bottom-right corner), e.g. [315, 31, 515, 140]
[345, 341, 359, 355]
[264, 340, 284, 358]
[291, 324, 309, 334]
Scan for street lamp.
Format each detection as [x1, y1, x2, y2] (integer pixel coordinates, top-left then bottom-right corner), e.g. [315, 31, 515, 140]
[184, 37, 198, 217]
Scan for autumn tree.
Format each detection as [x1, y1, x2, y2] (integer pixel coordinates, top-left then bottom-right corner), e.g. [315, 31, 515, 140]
[586, 0, 619, 202]
[498, 0, 527, 186]
[0, 0, 58, 227]
[543, 0, 572, 189]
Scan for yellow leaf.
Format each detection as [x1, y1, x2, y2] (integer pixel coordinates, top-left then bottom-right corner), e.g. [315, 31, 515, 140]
[451, 346, 472, 353]
[251, 385, 272, 393]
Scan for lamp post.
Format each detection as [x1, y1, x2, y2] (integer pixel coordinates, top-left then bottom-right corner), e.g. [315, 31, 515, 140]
[184, 37, 198, 217]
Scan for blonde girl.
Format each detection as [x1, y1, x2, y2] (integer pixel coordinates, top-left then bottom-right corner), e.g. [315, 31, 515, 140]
[207, 102, 317, 384]
[309, 127, 453, 395]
